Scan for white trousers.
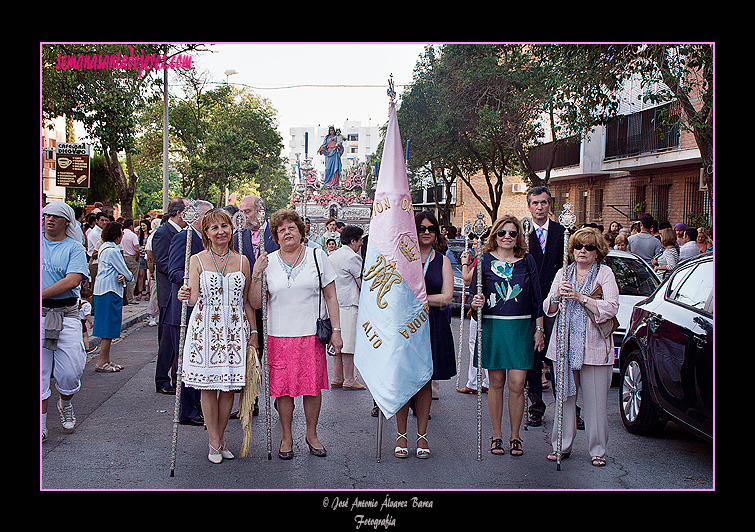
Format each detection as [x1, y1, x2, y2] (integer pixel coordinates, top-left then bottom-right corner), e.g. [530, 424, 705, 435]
[551, 364, 612, 458]
[41, 316, 86, 400]
[465, 318, 489, 389]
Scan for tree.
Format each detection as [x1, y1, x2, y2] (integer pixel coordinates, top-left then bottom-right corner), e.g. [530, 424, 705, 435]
[42, 43, 203, 218]
[165, 78, 286, 206]
[398, 45, 460, 225]
[626, 44, 713, 214]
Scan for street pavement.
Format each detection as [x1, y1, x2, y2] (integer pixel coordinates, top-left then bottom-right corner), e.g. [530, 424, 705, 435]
[41, 300, 713, 493]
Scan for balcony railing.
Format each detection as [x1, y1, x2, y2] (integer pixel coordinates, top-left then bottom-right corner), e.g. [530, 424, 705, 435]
[605, 101, 681, 159]
[529, 135, 581, 172]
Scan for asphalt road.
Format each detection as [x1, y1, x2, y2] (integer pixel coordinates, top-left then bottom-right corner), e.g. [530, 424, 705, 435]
[41, 314, 713, 494]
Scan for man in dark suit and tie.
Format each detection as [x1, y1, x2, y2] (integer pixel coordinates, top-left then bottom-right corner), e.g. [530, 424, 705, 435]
[165, 200, 212, 425]
[236, 195, 278, 416]
[152, 198, 186, 394]
[525, 186, 565, 427]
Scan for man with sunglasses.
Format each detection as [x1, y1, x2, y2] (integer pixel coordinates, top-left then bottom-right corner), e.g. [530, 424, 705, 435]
[524, 187, 565, 428]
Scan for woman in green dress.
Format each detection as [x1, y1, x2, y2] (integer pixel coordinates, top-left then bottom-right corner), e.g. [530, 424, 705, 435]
[470, 215, 545, 457]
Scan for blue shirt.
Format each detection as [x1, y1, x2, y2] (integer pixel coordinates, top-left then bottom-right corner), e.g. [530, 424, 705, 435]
[42, 235, 89, 300]
[93, 241, 134, 297]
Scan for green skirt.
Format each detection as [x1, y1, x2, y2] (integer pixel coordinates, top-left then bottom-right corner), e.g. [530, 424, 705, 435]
[473, 316, 534, 370]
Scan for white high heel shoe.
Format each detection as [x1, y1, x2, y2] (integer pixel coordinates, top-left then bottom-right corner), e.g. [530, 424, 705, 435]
[208, 443, 223, 464]
[220, 444, 234, 460]
[416, 433, 430, 459]
[395, 432, 408, 458]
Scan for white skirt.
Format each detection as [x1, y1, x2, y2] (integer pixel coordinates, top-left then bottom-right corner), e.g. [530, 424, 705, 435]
[339, 305, 359, 354]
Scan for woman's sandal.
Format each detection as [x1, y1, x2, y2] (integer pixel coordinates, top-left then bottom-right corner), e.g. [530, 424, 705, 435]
[591, 455, 606, 467]
[394, 432, 408, 459]
[490, 438, 505, 455]
[510, 438, 523, 456]
[416, 433, 430, 459]
[95, 362, 122, 373]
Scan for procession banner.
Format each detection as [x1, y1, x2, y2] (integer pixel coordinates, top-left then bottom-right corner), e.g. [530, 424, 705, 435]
[354, 101, 432, 419]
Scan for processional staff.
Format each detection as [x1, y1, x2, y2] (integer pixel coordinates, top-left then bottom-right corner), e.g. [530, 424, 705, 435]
[456, 219, 472, 390]
[520, 217, 534, 431]
[169, 199, 200, 477]
[234, 211, 260, 458]
[471, 213, 488, 461]
[554, 202, 576, 471]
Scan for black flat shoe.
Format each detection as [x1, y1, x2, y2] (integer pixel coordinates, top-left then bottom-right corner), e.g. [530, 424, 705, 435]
[305, 438, 327, 457]
[278, 442, 294, 460]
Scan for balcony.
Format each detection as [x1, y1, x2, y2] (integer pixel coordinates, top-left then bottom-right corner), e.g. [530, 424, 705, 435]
[604, 101, 681, 160]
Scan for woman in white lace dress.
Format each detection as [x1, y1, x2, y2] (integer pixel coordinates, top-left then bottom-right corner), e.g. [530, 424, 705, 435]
[178, 209, 255, 464]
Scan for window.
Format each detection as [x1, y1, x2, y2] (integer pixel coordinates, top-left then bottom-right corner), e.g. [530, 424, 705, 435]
[668, 260, 713, 314]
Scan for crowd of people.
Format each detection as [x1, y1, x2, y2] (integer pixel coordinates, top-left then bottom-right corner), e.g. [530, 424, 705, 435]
[42, 187, 711, 468]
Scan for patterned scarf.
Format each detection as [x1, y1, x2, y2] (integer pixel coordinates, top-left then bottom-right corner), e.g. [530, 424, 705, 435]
[556, 260, 599, 400]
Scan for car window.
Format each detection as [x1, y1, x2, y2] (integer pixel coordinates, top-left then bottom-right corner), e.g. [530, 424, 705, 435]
[669, 260, 713, 313]
[602, 255, 659, 296]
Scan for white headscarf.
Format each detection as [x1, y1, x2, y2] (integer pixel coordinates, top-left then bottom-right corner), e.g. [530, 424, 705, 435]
[42, 201, 83, 244]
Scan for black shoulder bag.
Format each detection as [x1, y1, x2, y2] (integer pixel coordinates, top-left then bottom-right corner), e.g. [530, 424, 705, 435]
[313, 249, 332, 344]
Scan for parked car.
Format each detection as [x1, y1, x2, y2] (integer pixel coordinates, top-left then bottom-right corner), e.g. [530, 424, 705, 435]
[618, 252, 713, 443]
[601, 249, 661, 373]
[447, 238, 474, 310]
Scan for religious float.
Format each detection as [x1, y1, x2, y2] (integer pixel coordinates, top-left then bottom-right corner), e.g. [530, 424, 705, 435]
[290, 139, 374, 237]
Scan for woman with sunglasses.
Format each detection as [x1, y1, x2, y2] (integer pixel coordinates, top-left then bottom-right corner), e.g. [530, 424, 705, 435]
[470, 215, 544, 457]
[394, 212, 456, 459]
[543, 227, 619, 467]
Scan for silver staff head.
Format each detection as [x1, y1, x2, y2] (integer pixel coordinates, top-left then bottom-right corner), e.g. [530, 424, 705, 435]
[462, 219, 473, 239]
[558, 202, 576, 229]
[472, 212, 488, 239]
[521, 216, 533, 238]
[232, 210, 246, 233]
[181, 199, 201, 226]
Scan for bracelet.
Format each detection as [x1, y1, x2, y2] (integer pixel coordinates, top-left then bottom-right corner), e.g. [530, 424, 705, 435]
[250, 330, 258, 334]
[251, 275, 262, 282]
[462, 263, 469, 266]
[535, 326, 545, 333]
[332, 327, 341, 332]
[551, 294, 560, 304]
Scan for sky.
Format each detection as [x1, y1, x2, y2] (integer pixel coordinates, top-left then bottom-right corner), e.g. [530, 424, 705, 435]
[187, 42, 430, 149]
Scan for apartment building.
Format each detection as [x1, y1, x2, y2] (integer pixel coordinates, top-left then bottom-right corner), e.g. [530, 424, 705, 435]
[288, 119, 380, 178]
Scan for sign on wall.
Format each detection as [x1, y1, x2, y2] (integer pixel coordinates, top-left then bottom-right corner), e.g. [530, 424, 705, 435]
[55, 143, 90, 188]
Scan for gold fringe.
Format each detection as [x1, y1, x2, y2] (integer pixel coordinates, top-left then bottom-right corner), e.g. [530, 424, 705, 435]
[238, 345, 260, 457]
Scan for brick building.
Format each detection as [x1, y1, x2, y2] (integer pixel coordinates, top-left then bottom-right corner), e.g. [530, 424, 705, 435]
[417, 97, 710, 235]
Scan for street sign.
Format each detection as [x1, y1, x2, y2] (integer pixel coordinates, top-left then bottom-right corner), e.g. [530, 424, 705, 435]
[55, 143, 90, 188]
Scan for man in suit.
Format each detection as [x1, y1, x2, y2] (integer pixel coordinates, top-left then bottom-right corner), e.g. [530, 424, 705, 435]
[525, 186, 565, 427]
[165, 200, 212, 425]
[152, 198, 186, 394]
[236, 195, 278, 416]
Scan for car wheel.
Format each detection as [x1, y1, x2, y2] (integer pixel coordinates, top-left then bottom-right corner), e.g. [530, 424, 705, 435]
[620, 350, 667, 436]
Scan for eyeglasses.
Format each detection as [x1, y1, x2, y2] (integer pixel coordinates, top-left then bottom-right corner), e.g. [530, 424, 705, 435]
[496, 229, 519, 239]
[573, 243, 597, 251]
[418, 225, 437, 233]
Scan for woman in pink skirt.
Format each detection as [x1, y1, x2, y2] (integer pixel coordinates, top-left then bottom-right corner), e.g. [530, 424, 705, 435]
[250, 209, 343, 459]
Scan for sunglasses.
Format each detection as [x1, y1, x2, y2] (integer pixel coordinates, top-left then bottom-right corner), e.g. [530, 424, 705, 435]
[418, 225, 438, 233]
[573, 243, 597, 251]
[496, 229, 519, 239]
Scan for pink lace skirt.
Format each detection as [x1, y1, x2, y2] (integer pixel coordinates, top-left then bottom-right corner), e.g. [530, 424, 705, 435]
[268, 335, 329, 397]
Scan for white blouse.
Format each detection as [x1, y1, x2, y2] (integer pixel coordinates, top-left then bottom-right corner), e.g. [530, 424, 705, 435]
[265, 246, 336, 337]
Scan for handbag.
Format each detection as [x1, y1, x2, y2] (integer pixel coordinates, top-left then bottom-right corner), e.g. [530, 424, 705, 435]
[586, 284, 619, 339]
[313, 249, 332, 345]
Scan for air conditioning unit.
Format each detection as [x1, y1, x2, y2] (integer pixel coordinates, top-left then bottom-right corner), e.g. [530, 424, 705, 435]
[698, 168, 708, 191]
[512, 183, 527, 194]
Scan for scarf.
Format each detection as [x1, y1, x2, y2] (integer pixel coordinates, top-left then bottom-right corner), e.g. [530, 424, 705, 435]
[42, 201, 83, 243]
[555, 260, 599, 400]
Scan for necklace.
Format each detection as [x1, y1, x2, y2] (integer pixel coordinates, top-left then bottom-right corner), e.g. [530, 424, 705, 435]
[209, 249, 230, 294]
[278, 245, 304, 287]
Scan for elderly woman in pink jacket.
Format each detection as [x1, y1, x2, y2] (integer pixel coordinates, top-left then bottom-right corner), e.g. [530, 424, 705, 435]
[544, 227, 619, 467]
